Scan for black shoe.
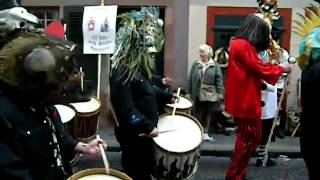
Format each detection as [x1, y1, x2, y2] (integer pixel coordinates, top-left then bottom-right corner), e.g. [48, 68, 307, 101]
[256, 158, 277, 167]
[219, 112, 235, 127]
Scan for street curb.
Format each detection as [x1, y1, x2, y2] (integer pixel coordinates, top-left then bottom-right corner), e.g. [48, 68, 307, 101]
[106, 147, 301, 158]
[201, 150, 302, 158]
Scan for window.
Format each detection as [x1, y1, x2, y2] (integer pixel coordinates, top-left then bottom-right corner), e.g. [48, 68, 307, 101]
[207, 7, 292, 51]
[25, 7, 59, 29]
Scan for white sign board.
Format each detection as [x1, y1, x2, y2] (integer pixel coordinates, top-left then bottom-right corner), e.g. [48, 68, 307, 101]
[83, 6, 117, 54]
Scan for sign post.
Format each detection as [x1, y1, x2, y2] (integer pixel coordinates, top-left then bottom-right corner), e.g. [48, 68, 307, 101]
[98, 0, 104, 100]
[82, 0, 117, 99]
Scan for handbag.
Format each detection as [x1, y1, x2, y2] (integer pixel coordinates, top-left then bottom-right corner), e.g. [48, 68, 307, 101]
[198, 62, 224, 102]
[199, 83, 218, 102]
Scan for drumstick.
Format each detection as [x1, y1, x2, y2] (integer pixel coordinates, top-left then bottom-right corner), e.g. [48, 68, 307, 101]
[172, 87, 181, 118]
[96, 135, 110, 174]
[80, 67, 84, 92]
[138, 129, 177, 137]
[159, 129, 177, 133]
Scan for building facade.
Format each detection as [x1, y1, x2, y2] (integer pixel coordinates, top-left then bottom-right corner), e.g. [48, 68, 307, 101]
[22, 0, 189, 93]
[21, 0, 313, 112]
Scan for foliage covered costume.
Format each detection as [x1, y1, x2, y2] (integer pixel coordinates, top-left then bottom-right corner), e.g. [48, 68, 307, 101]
[110, 7, 173, 180]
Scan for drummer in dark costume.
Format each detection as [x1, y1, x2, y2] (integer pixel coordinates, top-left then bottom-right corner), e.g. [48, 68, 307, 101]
[150, 60, 173, 114]
[110, 7, 174, 180]
[0, 2, 107, 179]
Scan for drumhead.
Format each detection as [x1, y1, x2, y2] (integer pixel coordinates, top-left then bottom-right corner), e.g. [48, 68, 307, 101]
[70, 97, 101, 113]
[166, 96, 192, 109]
[153, 113, 203, 153]
[68, 168, 132, 180]
[77, 174, 121, 180]
[54, 105, 75, 123]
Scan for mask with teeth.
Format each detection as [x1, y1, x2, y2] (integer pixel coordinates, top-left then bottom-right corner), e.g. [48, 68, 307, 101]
[257, 0, 280, 20]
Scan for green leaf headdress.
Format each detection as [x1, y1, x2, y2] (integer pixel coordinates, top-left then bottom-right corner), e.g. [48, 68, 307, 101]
[111, 7, 164, 83]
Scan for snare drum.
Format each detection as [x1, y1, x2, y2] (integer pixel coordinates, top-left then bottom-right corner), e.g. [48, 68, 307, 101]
[153, 112, 203, 179]
[68, 168, 132, 180]
[70, 96, 101, 141]
[165, 96, 193, 114]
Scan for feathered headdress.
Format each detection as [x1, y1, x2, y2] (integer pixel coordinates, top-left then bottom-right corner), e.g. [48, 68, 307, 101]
[293, 4, 320, 69]
[111, 7, 164, 83]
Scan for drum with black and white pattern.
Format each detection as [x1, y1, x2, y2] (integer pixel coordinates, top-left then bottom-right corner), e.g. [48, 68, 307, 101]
[153, 112, 203, 179]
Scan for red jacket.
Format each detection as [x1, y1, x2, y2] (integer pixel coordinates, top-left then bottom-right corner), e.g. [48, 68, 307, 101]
[225, 39, 284, 119]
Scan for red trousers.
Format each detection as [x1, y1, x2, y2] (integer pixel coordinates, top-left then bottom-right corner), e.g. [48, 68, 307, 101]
[226, 118, 262, 180]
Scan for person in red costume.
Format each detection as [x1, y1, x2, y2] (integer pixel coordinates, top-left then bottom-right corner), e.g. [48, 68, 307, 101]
[224, 14, 292, 180]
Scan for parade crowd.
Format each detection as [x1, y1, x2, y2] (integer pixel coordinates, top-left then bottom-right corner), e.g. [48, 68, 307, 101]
[0, 0, 319, 180]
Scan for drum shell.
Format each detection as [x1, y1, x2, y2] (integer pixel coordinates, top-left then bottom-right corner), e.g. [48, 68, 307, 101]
[74, 110, 100, 141]
[153, 112, 203, 179]
[153, 145, 200, 180]
[68, 168, 132, 180]
[70, 96, 101, 141]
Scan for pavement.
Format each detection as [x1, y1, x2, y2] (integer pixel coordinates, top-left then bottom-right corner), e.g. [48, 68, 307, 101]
[71, 124, 306, 179]
[73, 152, 308, 180]
[97, 124, 301, 158]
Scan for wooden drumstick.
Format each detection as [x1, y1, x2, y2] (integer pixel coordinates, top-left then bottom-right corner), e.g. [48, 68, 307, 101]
[291, 122, 300, 138]
[138, 129, 177, 137]
[96, 135, 109, 174]
[171, 87, 181, 118]
[80, 67, 84, 92]
[263, 72, 291, 167]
